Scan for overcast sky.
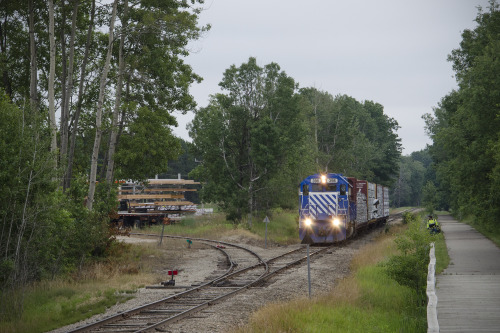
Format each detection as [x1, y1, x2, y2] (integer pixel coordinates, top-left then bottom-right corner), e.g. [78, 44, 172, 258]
[173, 0, 490, 154]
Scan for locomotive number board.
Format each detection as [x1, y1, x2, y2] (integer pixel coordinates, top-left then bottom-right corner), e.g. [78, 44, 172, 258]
[310, 178, 338, 183]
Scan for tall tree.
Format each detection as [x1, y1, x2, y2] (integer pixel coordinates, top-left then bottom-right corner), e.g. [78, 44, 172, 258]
[28, 0, 37, 113]
[65, 0, 96, 190]
[390, 154, 426, 207]
[87, 0, 118, 210]
[424, 1, 500, 225]
[104, 0, 208, 183]
[59, 0, 79, 164]
[105, 0, 128, 185]
[47, 0, 57, 158]
[190, 58, 309, 223]
[362, 100, 402, 184]
[299, 88, 401, 185]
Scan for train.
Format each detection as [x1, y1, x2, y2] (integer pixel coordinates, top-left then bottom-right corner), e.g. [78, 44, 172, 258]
[299, 173, 389, 244]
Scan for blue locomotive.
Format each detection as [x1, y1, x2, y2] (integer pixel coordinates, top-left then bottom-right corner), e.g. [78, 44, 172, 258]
[299, 173, 389, 244]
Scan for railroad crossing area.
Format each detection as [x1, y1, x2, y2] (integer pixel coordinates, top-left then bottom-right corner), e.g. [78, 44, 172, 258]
[435, 215, 500, 332]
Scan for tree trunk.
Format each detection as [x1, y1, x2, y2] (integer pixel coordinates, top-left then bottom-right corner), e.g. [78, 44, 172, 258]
[0, 18, 12, 97]
[28, 0, 37, 112]
[87, 0, 118, 210]
[47, 0, 57, 161]
[105, 0, 128, 185]
[60, 0, 79, 170]
[247, 182, 253, 228]
[60, 5, 67, 163]
[65, 0, 95, 190]
[247, 130, 253, 228]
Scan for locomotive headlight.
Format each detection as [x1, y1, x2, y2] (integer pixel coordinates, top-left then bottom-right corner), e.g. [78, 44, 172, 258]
[321, 175, 327, 184]
[304, 217, 312, 227]
[332, 218, 341, 227]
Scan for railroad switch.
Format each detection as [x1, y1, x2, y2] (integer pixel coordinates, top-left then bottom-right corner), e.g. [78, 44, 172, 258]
[161, 279, 175, 286]
[161, 269, 178, 286]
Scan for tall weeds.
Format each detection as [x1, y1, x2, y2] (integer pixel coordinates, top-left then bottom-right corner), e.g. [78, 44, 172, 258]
[383, 212, 431, 306]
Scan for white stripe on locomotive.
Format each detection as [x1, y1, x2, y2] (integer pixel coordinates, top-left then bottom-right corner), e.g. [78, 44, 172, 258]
[308, 193, 338, 219]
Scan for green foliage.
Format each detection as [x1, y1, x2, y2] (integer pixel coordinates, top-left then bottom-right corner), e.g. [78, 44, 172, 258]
[392, 157, 422, 207]
[114, 106, 181, 181]
[433, 231, 450, 274]
[384, 213, 430, 305]
[0, 92, 57, 285]
[190, 60, 402, 221]
[422, 180, 438, 214]
[190, 58, 311, 222]
[0, 0, 208, 321]
[401, 211, 413, 225]
[165, 139, 199, 178]
[424, 1, 500, 228]
[299, 89, 401, 185]
[0, 285, 133, 333]
[0, 94, 116, 319]
[248, 211, 300, 244]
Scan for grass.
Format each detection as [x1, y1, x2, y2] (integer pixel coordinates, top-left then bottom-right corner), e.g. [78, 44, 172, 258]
[247, 210, 300, 244]
[234, 221, 437, 333]
[0, 241, 182, 333]
[142, 209, 300, 245]
[389, 206, 414, 214]
[0, 282, 136, 333]
[458, 215, 500, 247]
[432, 231, 449, 274]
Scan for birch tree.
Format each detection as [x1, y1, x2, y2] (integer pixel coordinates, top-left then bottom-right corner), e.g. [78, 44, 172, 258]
[87, 0, 118, 210]
[105, 0, 208, 183]
[105, 0, 128, 185]
[47, 0, 57, 159]
[60, 0, 79, 164]
[65, 0, 96, 190]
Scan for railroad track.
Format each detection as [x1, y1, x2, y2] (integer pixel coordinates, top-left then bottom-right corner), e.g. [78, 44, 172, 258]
[68, 237, 330, 333]
[69, 210, 412, 332]
[387, 207, 419, 224]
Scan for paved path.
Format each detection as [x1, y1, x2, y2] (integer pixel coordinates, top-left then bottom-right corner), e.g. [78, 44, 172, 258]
[436, 215, 500, 333]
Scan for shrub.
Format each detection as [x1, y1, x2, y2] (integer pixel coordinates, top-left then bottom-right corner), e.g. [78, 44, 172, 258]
[402, 211, 414, 225]
[384, 213, 430, 305]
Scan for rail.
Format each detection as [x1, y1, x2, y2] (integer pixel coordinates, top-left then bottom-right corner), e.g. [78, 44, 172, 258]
[69, 209, 411, 332]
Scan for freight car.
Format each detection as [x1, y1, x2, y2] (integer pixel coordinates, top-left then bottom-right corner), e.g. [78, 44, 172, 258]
[114, 178, 199, 228]
[299, 173, 389, 244]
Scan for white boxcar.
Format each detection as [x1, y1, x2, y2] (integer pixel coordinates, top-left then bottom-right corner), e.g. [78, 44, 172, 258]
[383, 186, 390, 217]
[367, 182, 377, 220]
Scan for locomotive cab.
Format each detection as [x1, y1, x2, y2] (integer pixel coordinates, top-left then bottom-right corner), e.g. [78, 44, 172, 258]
[299, 173, 351, 244]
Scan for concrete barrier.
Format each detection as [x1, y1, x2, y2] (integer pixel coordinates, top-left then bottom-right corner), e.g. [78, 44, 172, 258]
[427, 242, 439, 332]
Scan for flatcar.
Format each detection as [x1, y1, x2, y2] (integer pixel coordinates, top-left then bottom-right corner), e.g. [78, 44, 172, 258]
[298, 173, 389, 244]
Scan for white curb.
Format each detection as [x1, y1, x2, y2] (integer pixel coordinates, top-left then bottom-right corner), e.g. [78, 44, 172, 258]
[427, 242, 439, 332]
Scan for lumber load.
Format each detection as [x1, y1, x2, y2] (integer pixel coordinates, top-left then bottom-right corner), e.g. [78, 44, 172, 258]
[118, 194, 184, 200]
[147, 179, 200, 185]
[154, 201, 195, 206]
[143, 188, 197, 192]
[128, 201, 195, 207]
[114, 178, 199, 227]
